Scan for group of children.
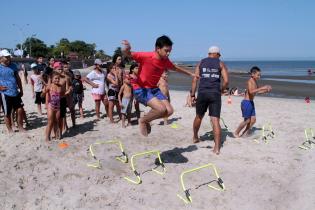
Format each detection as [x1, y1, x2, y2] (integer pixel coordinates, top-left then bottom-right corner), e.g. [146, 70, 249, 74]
[27, 59, 84, 141]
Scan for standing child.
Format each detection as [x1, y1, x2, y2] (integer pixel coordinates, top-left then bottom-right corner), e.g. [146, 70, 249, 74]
[158, 71, 170, 125]
[118, 76, 133, 127]
[234, 66, 272, 137]
[72, 70, 84, 118]
[43, 72, 64, 141]
[129, 63, 141, 119]
[107, 63, 121, 123]
[30, 63, 45, 115]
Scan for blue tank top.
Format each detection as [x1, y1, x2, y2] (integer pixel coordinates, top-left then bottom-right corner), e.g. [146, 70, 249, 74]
[198, 57, 221, 94]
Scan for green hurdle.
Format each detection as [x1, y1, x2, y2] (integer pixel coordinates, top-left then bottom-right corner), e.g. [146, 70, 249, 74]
[124, 150, 166, 184]
[253, 123, 275, 144]
[298, 128, 315, 150]
[177, 163, 225, 204]
[87, 139, 128, 169]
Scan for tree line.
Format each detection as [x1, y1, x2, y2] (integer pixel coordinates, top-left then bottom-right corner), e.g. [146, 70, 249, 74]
[15, 37, 111, 60]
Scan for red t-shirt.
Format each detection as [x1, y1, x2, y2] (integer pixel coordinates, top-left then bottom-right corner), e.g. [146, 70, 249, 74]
[131, 52, 175, 89]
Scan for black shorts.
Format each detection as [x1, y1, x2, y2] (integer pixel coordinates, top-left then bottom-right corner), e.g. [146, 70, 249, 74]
[108, 89, 118, 101]
[196, 92, 221, 118]
[0, 93, 24, 117]
[35, 92, 45, 104]
[60, 97, 67, 118]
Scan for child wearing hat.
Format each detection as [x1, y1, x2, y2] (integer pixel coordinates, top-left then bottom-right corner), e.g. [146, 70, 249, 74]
[30, 63, 45, 115]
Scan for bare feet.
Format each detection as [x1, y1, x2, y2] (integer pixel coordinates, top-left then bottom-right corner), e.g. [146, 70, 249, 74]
[233, 132, 240, 138]
[213, 148, 220, 155]
[193, 137, 200, 143]
[139, 121, 148, 136]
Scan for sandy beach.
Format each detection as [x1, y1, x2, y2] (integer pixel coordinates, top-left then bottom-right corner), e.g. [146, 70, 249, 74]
[0, 76, 315, 210]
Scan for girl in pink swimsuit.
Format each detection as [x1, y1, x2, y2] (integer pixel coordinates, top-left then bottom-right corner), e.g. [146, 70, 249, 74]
[43, 72, 63, 141]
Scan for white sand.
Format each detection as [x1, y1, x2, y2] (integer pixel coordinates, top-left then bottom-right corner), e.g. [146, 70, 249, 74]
[0, 81, 314, 210]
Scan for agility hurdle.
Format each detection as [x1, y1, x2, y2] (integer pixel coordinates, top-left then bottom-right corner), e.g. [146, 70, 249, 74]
[124, 150, 166, 184]
[298, 128, 315, 150]
[177, 163, 225, 204]
[87, 139, 128, 169]
[253, 123, 275, 144]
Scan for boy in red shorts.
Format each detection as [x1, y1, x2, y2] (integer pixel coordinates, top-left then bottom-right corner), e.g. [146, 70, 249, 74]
[122, 35, 198, 136]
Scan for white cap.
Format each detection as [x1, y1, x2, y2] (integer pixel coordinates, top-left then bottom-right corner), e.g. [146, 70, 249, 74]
[31, 63, 37, 69]
[208, 46, 221, 55]
[0, 49, 12, 57]
[94, 58, 102, 65]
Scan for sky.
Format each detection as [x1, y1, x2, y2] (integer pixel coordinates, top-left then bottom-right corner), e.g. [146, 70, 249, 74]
[1, 0, 315, 61]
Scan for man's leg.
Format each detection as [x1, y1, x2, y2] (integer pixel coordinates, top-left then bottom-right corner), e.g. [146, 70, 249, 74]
[210, 116, 221, 155]
[193, 114, 203, 143]
[234, 118, 250, 138]
[242, 116, 256, 136]
[139, 97, 167, 136]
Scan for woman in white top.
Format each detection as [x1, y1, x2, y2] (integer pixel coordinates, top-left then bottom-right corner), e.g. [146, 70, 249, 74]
[84, 59, 109, 119]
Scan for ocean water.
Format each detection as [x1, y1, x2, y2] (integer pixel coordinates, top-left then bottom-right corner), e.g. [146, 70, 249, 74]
[177, 60, 315, 76]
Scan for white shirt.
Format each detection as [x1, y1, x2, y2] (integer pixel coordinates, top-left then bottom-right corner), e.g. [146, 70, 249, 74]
[30, 74, 43, 92]
[86, 70, 106, 95]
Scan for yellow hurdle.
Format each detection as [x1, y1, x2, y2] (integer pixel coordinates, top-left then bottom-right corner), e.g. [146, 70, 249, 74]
[124, 150, 166, 184]
[177, 163, 225, 204]
[87, 139, 128, 169]
[298, 128, 315, 150]
[253, 123, 275, 144]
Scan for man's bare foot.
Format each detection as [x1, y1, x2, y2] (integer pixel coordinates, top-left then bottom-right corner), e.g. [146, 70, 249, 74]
[193, 137, 200, 143]
[233, 132, 240, 138]
[139, 121, 148, 136]
[19, 127, 26, 133]
[213, 148, 220, 155]
[45, 136, 51, 142]
[122, 124, 126, 128]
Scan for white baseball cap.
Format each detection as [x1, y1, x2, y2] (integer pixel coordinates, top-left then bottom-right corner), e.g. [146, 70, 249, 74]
[94, 58, 102, 65]
[208, 46, 221, 55]
[0, 49, 12, 57]
[31, 63, 37, 69]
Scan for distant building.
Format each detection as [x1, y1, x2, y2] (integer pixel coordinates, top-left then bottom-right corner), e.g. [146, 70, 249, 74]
[67, 52, 79, 60]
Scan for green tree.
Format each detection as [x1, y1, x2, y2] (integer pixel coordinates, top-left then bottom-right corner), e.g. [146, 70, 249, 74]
[23, 37, 48, 58]
[53, 38, 71, 58]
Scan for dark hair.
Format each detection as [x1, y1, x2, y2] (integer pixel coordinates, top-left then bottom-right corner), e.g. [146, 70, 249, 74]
[107, 63, 115, 73]
[112, 54, 122, 64]
[155, 35, 173, 48]
[250, 66, 261, 74]
[129, 63, 138, 74]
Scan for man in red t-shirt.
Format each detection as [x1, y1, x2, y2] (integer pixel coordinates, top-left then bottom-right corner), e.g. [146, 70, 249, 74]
[122, 35, 197, 136]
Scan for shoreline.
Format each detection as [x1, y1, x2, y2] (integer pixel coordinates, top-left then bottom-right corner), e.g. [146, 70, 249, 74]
[76, 66, 314, 99]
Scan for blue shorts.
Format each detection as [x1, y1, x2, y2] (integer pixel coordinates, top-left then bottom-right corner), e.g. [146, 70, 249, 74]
[241, 100, 256, 120]
[133, 88, 167, 106]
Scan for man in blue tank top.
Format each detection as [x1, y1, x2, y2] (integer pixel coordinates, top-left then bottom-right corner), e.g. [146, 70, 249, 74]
[190, 46, 229, 155]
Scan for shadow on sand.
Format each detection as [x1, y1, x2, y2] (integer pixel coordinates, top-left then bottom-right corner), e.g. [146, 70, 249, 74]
[155, 145, 198, 164]
[62, 119, 98, 138]
[199, 128, 234, 148]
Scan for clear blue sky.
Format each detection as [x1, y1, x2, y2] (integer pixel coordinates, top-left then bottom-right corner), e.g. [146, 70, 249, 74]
[1, 0, 315, 60]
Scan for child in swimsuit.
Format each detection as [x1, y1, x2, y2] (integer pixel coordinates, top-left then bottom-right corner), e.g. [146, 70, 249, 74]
[107, 63, 121, 123]
[43, 72, 64, 141]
